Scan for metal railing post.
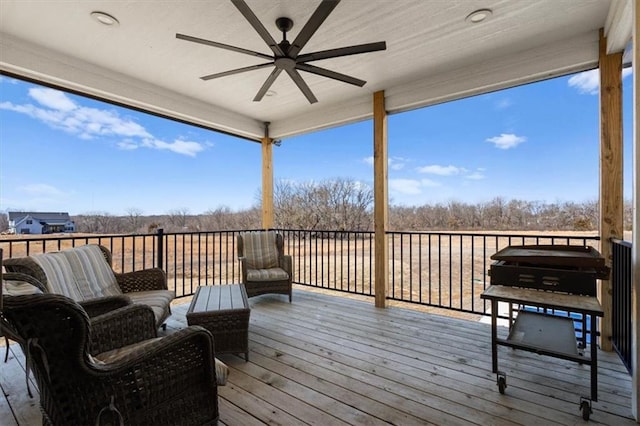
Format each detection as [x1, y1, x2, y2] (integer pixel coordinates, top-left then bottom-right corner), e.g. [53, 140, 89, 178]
[157, 228, 164, 270]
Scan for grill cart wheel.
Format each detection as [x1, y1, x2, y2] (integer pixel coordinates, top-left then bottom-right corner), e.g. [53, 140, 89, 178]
[497, 372, 507, 394]
[580, 398, 592, 421]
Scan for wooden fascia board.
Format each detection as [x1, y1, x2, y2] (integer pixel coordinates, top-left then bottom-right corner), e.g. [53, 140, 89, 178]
[605, 0, 633, 54]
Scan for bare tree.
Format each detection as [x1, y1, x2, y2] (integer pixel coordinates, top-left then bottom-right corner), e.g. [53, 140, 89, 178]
[274, 178, 373, 231]
[0, 212, 9, 233]
[125, 207, 145, 233]
[166, 208, 191, 231]
[75, 212, 115, 233]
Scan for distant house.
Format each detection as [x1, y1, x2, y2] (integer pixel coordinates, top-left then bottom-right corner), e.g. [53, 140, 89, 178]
[8, 211, 75, 235]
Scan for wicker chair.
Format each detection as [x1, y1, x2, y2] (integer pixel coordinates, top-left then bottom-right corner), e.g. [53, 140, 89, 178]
[1, 293, 219, 426]
[3, 244, 174, 329]
[237, 231, 292, 302]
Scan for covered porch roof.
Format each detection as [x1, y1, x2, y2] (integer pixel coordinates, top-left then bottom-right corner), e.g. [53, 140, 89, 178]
[0, 0, 632, 141]
[1, 0, 638, 422]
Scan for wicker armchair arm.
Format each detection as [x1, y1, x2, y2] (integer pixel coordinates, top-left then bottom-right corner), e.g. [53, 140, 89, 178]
[3, 257, 48, 287]
[239, 258, 248, 283]
[2, 272, 48, 293]
[115, 268, 167, 293]
[79, 295, 131, 318]
[88, 326, 218, 424]
[282, 255, 292, 276]
[94, 326, 213, 369]
[90, 304, 157, 355]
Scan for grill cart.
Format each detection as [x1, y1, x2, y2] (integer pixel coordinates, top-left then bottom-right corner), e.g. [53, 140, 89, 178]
[481, 245, 609, 421]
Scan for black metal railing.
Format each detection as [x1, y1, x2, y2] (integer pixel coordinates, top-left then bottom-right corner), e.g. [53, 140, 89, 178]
[0, 229, 600, 311]
[4, 229, 631, 370]
[387, 231, 600, 314]
[0, 230, 249, 298]
[277, 229, 374, 296]
[612, 238, 632, 373]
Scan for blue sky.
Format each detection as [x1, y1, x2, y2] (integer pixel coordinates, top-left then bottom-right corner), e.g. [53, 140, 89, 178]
[0, 68, 633, 216]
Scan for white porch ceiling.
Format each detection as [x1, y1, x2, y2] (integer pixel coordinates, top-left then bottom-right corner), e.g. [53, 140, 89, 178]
[0, 0, 631, 141]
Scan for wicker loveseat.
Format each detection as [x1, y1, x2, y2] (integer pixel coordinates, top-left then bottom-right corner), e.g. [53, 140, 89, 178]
[1, 293, 220, 426]
[237, 231, 292, 301]
[3, 244, 174, 328]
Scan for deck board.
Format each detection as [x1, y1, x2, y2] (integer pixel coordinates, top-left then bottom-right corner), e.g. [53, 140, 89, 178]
[1, 288, 635, 425]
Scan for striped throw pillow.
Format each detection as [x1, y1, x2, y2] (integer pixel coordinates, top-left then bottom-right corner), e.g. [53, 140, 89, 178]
[62, 245, 121, 299]
[32, 251, 84, 300]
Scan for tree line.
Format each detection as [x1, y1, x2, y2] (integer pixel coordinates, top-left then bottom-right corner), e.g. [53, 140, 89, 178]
[2, 178, 631, 234]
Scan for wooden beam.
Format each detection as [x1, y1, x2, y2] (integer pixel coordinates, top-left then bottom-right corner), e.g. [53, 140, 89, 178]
[373, 91, 388, 308]
[261, 136, 274, 229]
[632, 0, 640, 419]
[599, 28, 624, 353]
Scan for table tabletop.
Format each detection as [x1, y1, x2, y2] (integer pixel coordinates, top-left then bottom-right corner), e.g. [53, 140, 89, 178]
[188, 284, 249, 314]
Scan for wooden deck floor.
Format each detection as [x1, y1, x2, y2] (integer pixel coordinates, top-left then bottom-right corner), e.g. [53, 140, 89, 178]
[1, 288, 635, 425]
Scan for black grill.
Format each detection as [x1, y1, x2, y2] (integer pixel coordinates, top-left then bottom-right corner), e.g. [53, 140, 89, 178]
[489, 245, 609, 297]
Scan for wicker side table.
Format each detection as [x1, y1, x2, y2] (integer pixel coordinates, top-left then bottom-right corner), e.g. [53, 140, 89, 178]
[187, 284, 251, 361]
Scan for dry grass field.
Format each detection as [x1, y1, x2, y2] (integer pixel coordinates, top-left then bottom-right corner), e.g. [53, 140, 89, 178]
[0, 230, 602, 315]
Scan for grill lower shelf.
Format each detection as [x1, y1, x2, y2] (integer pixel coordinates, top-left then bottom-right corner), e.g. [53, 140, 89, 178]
[507, 311, 578, 357]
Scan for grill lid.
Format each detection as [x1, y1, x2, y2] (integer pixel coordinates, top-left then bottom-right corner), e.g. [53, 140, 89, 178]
[490, 245, 609, 279]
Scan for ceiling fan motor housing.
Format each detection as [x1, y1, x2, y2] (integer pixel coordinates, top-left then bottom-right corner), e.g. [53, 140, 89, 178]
[276, 17, 294, 33]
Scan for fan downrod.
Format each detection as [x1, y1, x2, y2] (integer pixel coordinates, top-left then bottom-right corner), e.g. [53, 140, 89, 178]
[276, 17, 293, 52]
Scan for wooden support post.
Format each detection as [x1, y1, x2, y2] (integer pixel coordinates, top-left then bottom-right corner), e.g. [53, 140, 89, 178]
[262, 123, 274, 230]
[632, 0, 640, 419]
[599, 28, 623, 353]
[373, 90, 388, 308]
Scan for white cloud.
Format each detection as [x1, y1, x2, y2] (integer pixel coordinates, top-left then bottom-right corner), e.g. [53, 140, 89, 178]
[623, 68, 632, 79]
[363, 156, 407, 170]
[465, 172, 485, 180]
[495, 98, 513, 110]
[142, 138, 205, 157]
[389, 179, 422, 195]
[0, 87, 208, 157]
[117, 140, 139, 150]
[389, 156, 407, 170]
[420, 178, 440, 187]
[568, 68, 632, 95]
[417, 164, 464, 176]
[389, 178, 441, 195]
[486, 133, 526, 149]
[0, 76, 19, 84]
[19, 183, 66, 196]
[29, 87, 77, 111]
[568, 70, 599, 95]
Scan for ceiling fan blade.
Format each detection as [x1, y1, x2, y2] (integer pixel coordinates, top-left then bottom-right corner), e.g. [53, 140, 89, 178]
[253, 67, 283, 102]
[231, 0, 284, 57]
[297, 41, 387, 63]
[296, 63, 366, 87]
[201, 62, 274, 81]
[288, 0, 340, 58]
[285, 68, 318, 104]
[176, 33, 273, 60]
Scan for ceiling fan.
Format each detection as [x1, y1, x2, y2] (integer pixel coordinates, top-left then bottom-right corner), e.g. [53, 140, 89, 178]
[176, 0, 386, 104]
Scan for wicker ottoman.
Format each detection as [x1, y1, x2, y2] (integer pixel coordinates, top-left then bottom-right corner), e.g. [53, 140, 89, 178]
[187, 284, 251, 361]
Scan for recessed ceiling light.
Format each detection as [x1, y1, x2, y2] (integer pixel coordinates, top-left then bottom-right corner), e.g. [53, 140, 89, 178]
[265, 90, 277, 97]
[465, 9, 492, 24]
[90, 11, 119, 27]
